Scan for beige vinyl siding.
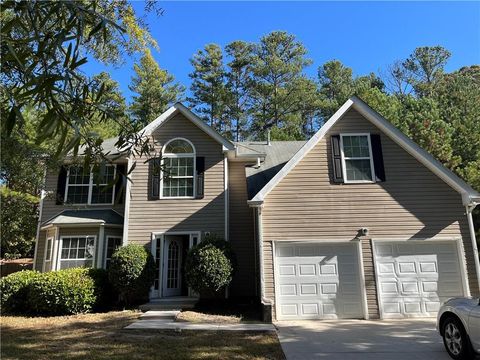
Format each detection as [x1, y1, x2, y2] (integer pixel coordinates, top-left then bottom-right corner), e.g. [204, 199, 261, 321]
[228, 162, 257, 297]
[362, 239, 380, 318]
[127, 113, 225, 246]
[262, 108, 477, 310]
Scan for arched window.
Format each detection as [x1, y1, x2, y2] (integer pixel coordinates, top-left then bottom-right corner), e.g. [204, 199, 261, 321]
[161, 138, 195, 198]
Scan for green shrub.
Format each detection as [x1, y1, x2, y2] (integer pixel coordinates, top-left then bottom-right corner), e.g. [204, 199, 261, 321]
[27, 268, 96, 315]
[108, 245, 156, 305]
[0, 270, 39, 314]
[185, 236, 234, 297]
[87, 268, 117, 311]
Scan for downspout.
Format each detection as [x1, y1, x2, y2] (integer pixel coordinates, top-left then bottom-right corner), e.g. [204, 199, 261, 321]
[255, 204, 271, 306]
[466, 202, 480, 294]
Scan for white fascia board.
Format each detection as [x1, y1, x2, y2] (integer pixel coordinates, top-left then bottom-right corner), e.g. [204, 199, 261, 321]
[251, 96, 479, 204]
[250, 99, 355, 202]
[140, 103, 235, 151]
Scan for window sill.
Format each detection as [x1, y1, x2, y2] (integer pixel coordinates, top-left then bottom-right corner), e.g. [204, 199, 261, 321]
[159, 197, 196, 200]
[343, 180, 376, 184]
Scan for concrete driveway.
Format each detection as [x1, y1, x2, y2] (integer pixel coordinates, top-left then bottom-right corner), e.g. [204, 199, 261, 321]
[275, 319, 452, 360]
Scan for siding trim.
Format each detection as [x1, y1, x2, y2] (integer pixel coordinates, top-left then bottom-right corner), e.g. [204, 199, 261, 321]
[224, 155, 229, 241]
[250, 96, 479, 204]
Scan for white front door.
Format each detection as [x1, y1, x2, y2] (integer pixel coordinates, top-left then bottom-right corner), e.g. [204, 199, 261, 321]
[162, 236, 183, 297]
[275, 242, 364, 320]
[374, 241, 464, 318]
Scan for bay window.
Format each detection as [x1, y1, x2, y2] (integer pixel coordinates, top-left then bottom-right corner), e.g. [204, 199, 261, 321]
[58, 236, 96, 269]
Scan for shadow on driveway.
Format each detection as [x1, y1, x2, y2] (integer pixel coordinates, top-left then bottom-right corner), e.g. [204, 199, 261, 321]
[275, 319, 455, 360]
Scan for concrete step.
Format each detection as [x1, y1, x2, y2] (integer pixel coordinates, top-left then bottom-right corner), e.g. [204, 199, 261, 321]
[139, 297, 198, 312]
[139, 310, 180, 320]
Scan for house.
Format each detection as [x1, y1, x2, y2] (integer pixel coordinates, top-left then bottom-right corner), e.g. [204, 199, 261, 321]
[33, 96, 480, 321]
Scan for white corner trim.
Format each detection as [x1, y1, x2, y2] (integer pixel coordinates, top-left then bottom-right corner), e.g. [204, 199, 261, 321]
[224, 154, 229, 241]
[251, 96, 479, 203]
[456, 237, 471, 297]
[140, 103, 235, 151]
[122, 156, 132, 246]
[97, 225, 105, 268]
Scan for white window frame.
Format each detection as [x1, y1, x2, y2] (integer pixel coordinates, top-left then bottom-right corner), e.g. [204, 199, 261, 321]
[160, 138, 196, 199]
[56, 235, 97, 270]
[64, 164, 117, 205]
[104, 235, 123, 268]
[45, 237, 53, 262]
[340, 133, 376, 184]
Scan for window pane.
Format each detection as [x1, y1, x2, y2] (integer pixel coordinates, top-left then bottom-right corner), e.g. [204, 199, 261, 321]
[66, 185, 89, 204]
[346, 159, 373, 181]
[164, 139, 194, 154]
[91, 185, 113, 204]
[69, 167, 90, 184]
[343, 136, 370, 158]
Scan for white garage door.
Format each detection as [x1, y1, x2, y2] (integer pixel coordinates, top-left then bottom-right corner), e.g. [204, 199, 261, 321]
[374, 241, 465, 319]
[275, 242, 364, 320]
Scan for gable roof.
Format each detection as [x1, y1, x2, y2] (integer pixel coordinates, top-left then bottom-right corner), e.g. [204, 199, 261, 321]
[250, 96, 479, 206]
[140, 102, 235, 151]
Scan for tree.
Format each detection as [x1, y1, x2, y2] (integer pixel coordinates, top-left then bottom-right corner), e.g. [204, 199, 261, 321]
[387, 46, 451, 96]
[1, 0, 159, 163]
[188, 44, 228, 134]
[224, 41, 254, 141]
[249, 31, 313, 137]
[129, 50, 184, 126]
[87, 72, 128, 139]
[0, 187, 38, 259]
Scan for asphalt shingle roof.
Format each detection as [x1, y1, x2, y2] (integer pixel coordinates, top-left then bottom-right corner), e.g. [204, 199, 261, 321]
[236, 141, 307, 199]
[43, 209, 124, 226]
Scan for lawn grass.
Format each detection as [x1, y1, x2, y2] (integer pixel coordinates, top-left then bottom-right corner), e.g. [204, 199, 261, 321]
[1, 311, 284, 360]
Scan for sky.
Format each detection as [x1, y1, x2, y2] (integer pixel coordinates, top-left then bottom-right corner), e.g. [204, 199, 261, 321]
[82, 1, 480, 103]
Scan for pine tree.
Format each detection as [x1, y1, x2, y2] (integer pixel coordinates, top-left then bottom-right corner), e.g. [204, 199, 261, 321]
[225, 41, 254, 141]
[249, 31, 313, 138]
[129, 50, 184, 125]
[188, 44, 228, 134]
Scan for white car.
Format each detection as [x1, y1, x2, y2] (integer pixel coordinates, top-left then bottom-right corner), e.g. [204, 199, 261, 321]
[438, 297, 480, 359]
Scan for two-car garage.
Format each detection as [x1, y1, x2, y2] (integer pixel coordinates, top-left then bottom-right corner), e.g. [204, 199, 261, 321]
[274, 240, 468, 320]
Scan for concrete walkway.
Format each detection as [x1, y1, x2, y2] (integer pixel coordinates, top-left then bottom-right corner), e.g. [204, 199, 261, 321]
[124, 310, 275, 332]
[276, 319, 452, 360]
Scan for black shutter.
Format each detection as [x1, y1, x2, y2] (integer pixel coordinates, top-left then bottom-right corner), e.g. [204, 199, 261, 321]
[371, 134, 386, 182]
[114, 164, 126, 204]
[56, 166, 68, 204]
[148, 157, 161, 200]
[330, 135, 344, 183]
[195, 157, 205, 199]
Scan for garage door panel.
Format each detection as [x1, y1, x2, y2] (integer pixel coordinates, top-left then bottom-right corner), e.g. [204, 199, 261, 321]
[375, 241, 464, 319]
[275, 242, 363, 320]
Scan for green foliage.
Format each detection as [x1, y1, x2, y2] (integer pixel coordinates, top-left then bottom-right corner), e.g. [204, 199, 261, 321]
[1, 0, 158, 164]
[1, 268, 117, 315]
[0, 187, 39, 259]
[0, 270, 40, 314]
[27, 268, 97, 315]
[188, 44, 229, 134]
[130, 50, 185, 126]
[185, 235, 234, 297]
[108, 245, 156, 305]
[87, 268, 118, 311]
